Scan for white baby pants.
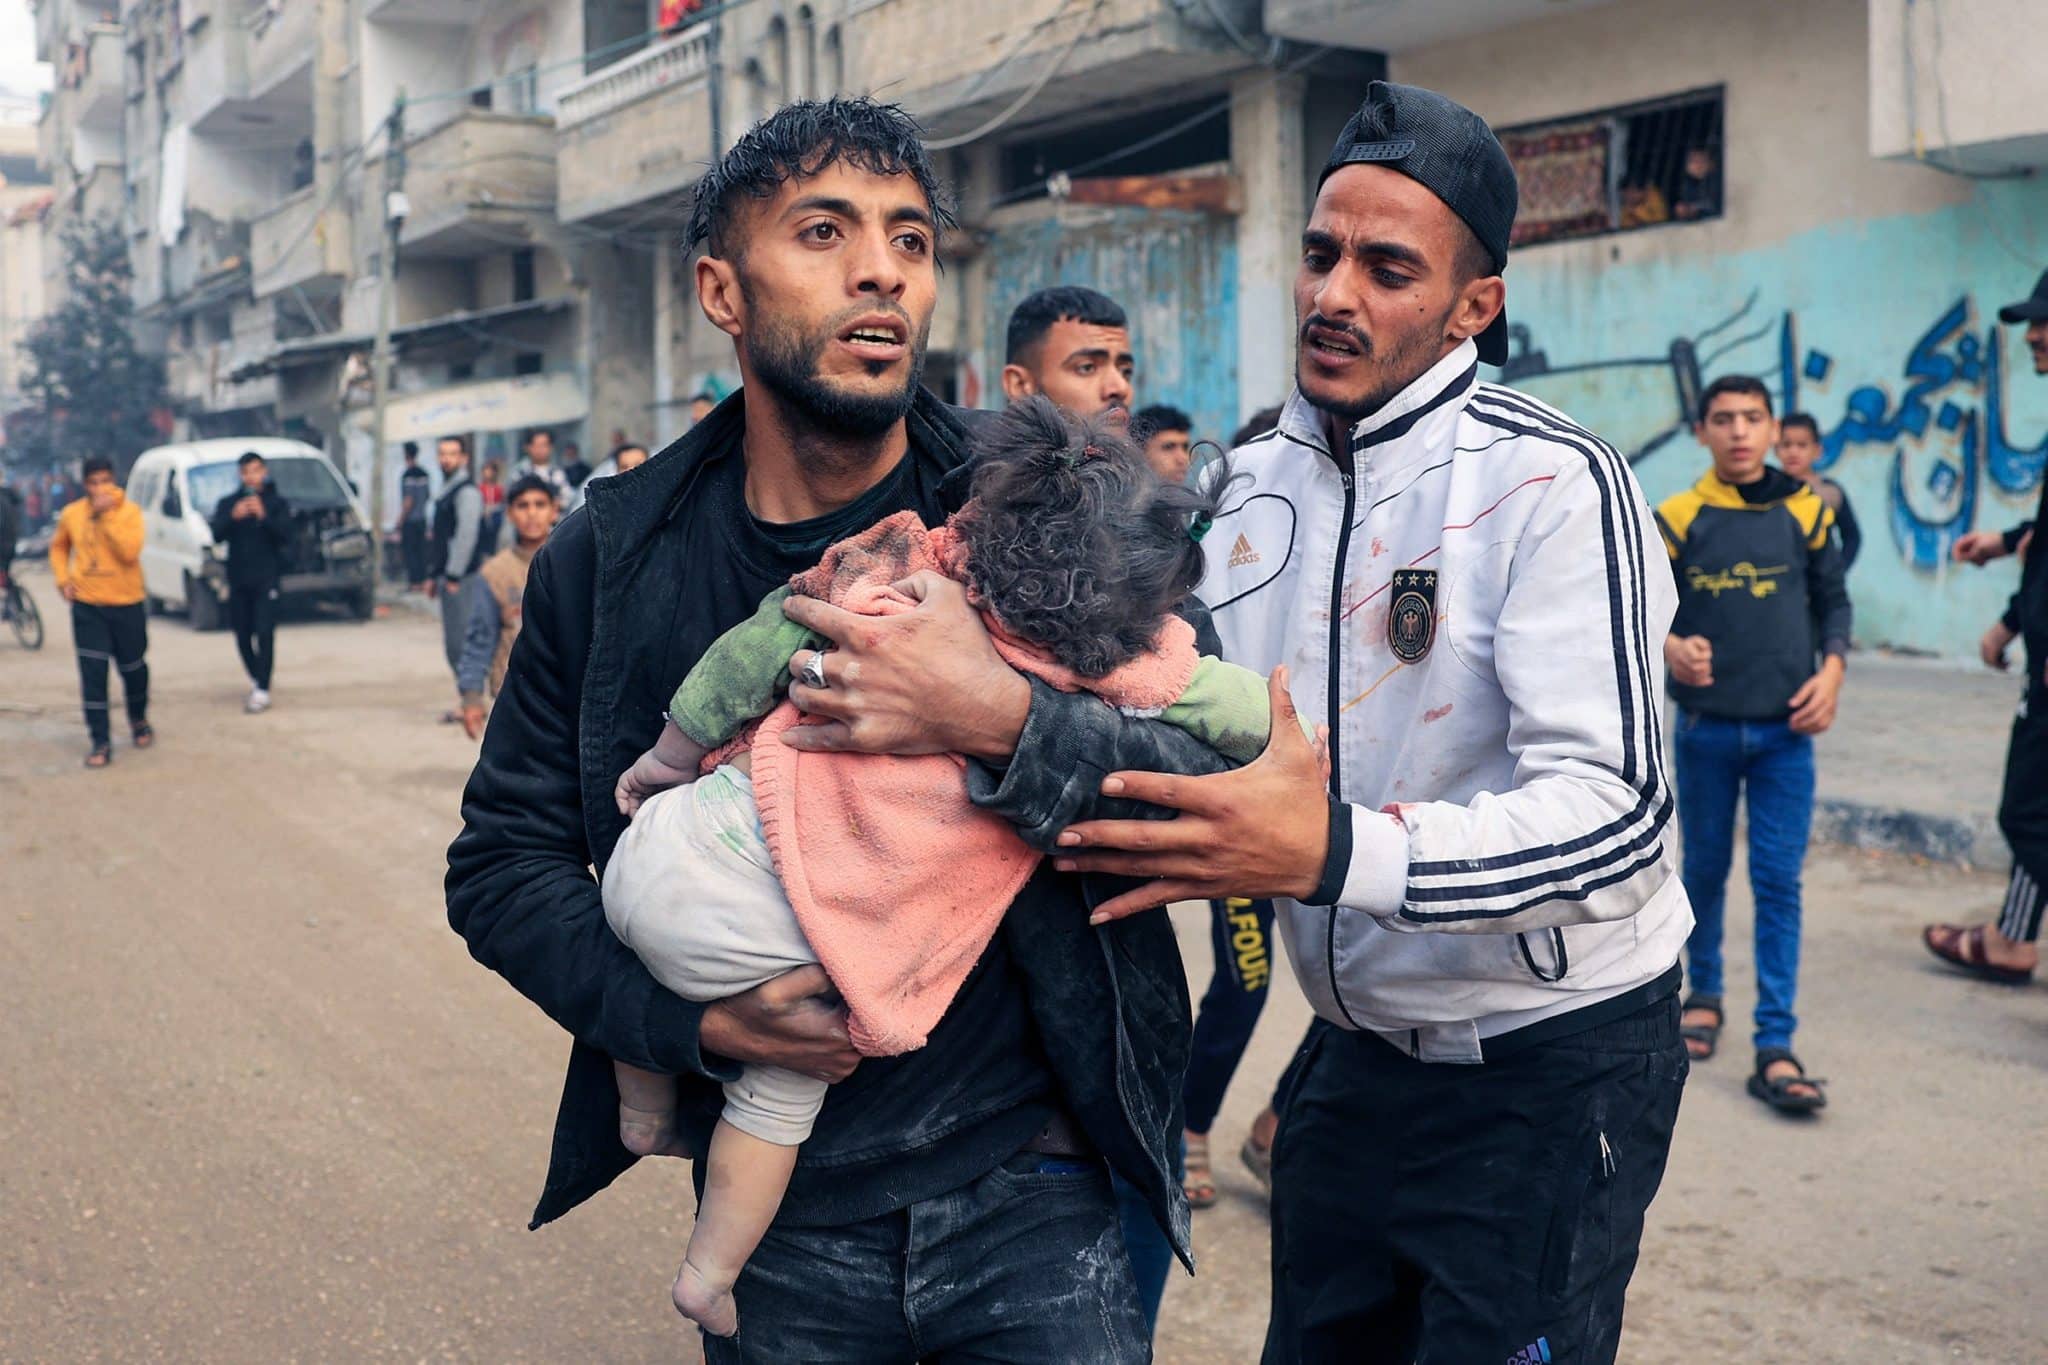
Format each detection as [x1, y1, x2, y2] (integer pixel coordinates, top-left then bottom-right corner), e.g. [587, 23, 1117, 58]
[601, 765, 828, 1145]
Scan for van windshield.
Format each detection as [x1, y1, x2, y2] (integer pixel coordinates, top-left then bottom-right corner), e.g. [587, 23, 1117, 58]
[188, 457, 353, 515]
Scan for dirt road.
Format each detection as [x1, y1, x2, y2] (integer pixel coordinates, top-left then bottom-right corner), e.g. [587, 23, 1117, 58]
[2, 576, 2043, 1363]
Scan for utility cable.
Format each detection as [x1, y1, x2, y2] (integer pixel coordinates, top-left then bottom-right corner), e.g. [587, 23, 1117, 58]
[924, 0, 1104, 151]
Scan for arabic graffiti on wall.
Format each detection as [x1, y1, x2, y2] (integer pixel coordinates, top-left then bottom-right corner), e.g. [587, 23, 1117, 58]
[1491, 190, 2048, 658]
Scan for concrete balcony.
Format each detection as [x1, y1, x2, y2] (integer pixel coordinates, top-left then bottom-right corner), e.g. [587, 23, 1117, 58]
[165, 211, 249, 302]
[843, 0, 1259, 136]
[250, 183, 345, 298]
[244, 0, 314, 100]
[1261, 0, 1624, 52]
[64, 23, 125, 131]
[1870, 0, 2048, 172]
[555, 21, 714, 223]
[179, 4, 250, 133]
[386, 110, 557, 257]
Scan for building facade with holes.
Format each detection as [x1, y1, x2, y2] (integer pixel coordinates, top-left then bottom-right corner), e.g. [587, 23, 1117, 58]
[1270, 0, 2048, 658]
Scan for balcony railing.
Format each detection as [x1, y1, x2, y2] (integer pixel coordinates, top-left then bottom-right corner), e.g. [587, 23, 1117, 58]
[556, 20, 714, 131]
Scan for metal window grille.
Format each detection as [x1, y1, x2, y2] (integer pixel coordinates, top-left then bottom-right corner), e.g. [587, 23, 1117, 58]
[1501, 87, 1724, 248]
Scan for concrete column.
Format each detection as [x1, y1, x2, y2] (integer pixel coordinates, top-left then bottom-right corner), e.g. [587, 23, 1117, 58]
[1231, 71, 1307, 427]
[580, 241, 655, 452]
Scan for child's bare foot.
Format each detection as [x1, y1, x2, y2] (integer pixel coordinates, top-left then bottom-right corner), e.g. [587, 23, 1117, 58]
[618, 1102, 693, 1159]
[672, 1258, 738, 1338]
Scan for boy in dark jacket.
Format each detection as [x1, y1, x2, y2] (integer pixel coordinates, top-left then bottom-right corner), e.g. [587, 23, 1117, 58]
[1658, 375, 1849, 1115]
[209, 451, 291, 713]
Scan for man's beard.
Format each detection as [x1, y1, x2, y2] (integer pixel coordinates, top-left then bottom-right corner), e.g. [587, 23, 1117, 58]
[1296, 307, 1454, 423]
[743, 295, 928, 446]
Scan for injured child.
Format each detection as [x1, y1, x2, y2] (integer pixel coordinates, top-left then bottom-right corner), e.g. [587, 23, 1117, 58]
[600, 396, 1304, 1339]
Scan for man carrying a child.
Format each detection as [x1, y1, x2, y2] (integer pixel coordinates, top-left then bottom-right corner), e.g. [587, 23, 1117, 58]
[446, 98, 1248, 1360]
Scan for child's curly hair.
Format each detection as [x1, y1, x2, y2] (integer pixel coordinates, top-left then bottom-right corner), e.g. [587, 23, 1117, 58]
[954, 396, 1230, 678]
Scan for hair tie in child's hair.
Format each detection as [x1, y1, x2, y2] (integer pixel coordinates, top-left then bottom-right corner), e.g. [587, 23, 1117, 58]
[1188, 511, 1215, 543]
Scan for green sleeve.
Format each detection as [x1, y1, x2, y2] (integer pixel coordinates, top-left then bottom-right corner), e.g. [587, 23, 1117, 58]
[1158, 656, 1308, 765]
[667, 586, 823, 746]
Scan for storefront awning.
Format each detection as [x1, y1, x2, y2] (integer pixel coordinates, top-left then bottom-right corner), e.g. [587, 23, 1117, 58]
[345, 371, 589, 443]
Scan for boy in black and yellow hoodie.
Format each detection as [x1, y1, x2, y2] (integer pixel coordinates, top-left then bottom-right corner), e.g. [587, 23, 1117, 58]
[1657, 375, 1850, 1116]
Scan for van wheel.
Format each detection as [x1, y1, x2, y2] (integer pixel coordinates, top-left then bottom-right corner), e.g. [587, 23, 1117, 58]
[186, 574, 224, 631]
[145, 594, 164, 616]
[350, 586, 375, 621]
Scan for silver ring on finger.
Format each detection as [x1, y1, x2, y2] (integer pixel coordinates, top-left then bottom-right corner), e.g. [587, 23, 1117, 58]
[799, 650, 828, 691]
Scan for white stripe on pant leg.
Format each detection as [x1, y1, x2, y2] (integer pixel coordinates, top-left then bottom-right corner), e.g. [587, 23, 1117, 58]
[116, 658, 144, 673]
[2000, 868, 2038, 941]
[1997, 868, 2024, 939]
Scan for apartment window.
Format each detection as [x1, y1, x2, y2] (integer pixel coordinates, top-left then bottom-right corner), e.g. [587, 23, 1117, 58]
[1000, 98, 1231, 202]
[470, 86, 493, 111]
[506, 64, 539, 115]
[1500, 87, 1723, 248]
[513, 353, 544, 376]
[511, 249, 536, 303]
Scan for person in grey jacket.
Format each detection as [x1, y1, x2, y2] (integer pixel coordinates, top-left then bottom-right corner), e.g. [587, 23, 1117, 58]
[430, 434, 487, 717]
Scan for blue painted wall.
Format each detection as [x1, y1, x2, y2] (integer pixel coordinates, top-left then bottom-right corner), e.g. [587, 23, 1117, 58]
[1495, 180, 2048, 659]
[983, 207, 1240, 452]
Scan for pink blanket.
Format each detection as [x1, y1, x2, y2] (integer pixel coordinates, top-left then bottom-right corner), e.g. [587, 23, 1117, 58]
[745, 510, 1196, 1056]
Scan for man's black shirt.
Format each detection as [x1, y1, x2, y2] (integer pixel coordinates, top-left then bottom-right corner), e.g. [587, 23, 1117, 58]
[659, 434, 1056, 1226]
[208, 483, 291, 588]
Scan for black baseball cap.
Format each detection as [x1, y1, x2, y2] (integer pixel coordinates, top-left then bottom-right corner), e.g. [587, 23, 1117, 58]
[1319, 80, 1519, 365]
[1997, 269, 2048, 324]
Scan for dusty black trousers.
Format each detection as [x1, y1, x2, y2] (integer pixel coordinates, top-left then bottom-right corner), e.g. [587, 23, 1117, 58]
[1264, 988, 1687, 1365]
[1995, 701, 2048, 942]
[229, 583, 277, 690]
[72, 601, 148, 746]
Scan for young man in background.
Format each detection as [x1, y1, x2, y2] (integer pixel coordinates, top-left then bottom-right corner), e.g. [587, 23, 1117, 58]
[457, 475, 560, 740]
[208, 450, 291, 714]
[399, 442, 432, 593]
[50, 457, 151, 767]
[1659, 375, 1849, 1114]
[1130, 404, 1195, 484]
[999, 286, 1134, 430]
[1775, 413, 1860, 568]
[430, 435, 487, 721]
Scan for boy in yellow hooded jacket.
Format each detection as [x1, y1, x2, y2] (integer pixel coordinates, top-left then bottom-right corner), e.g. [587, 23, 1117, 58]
[50, 457, 152, 766]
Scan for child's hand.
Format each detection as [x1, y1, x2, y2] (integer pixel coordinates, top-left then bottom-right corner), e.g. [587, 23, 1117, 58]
[615, 748, 697, 818]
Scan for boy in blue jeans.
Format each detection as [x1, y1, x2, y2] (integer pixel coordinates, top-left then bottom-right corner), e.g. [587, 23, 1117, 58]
[1657, 375, 1850, 1115]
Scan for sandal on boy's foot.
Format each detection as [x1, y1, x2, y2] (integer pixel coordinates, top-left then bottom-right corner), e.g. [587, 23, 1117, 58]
[1679, 992, 1723, 1061]
[1182, 1133, 1218, 1210]
[84, 743, 112, 769]
[1747, 1048, 1827, 1115]
[1921, 923, 2035, 986]
[131, 722, 154, 749]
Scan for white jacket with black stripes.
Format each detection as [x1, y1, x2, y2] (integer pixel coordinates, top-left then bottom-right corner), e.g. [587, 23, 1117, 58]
[1204, 339, 1693, 1062]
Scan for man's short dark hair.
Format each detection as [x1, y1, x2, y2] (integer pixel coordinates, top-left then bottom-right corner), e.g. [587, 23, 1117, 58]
[1006, 286, 1127, 365]
[610, 443, 648, 463]
[523, 428, 552, 447]
[1780, 412, 1821, 440]
[81, 457, 113, 479]
[237, 450, 266, 469]
[402, 440, 419, 460]
[438, 434, 471, 456]
[1698, 375, 1772, 422]
[505, 475, 557, 505]
[1130, 404, 1192, 443]
[685, 97, 959, 260]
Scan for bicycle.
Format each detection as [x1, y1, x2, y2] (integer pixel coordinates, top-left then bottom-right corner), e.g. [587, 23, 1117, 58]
[1, 571, 44, 650]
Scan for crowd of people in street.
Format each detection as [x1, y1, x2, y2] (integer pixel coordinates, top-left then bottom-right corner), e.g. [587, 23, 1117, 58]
[14, 77, 2046, 1365]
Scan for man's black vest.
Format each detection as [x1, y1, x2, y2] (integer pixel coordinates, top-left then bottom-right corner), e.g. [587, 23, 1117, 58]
[432, 471, 487, 579]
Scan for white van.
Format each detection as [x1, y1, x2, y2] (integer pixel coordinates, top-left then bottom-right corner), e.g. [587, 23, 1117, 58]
[127, 438, 374, 629]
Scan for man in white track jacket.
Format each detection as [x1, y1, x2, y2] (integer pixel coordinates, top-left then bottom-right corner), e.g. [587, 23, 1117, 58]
[1055, 82, 1691, 1364]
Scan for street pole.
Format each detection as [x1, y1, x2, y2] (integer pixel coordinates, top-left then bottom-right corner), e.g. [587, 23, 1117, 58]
[365, 94, 406, 591]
